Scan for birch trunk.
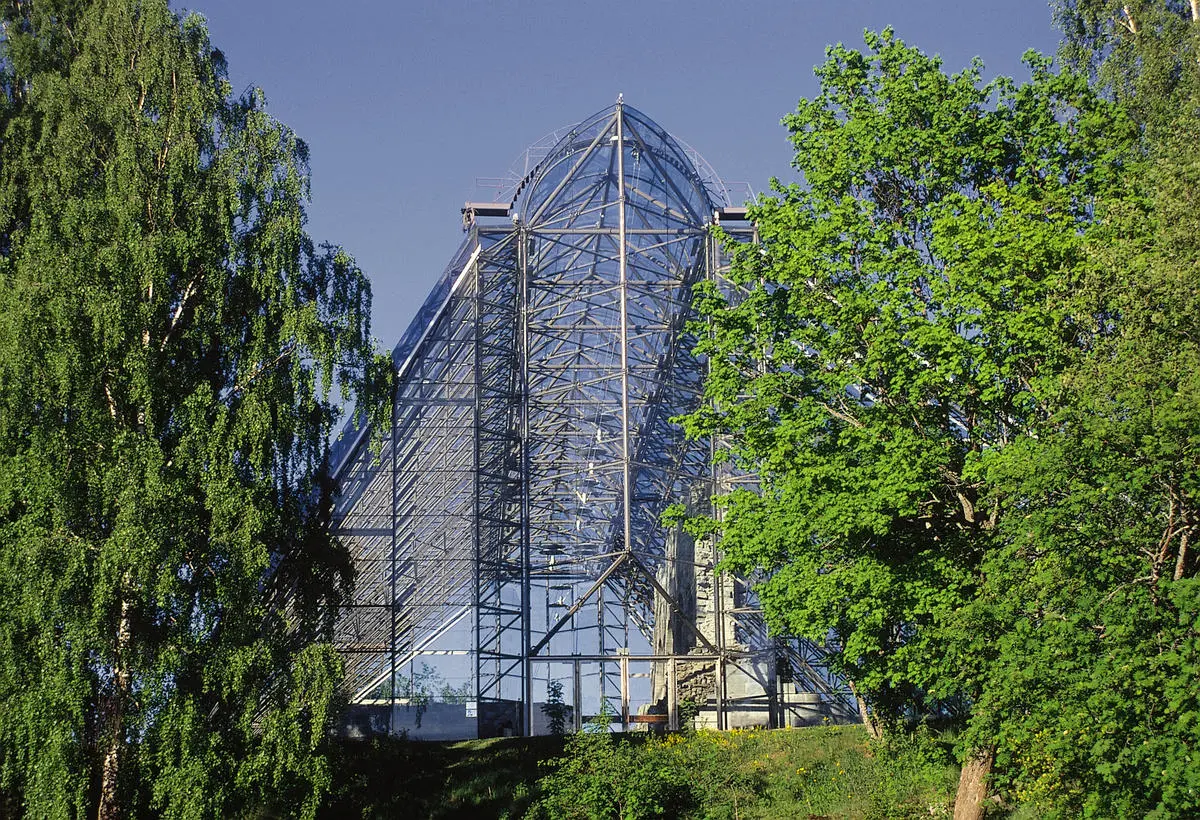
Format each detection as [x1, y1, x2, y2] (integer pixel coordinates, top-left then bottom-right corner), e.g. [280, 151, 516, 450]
[1174, 528, 1190, 581]
[97, 596, 133, 820]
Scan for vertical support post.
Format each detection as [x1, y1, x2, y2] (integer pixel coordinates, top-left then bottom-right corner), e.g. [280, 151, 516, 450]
[714, 568, 727, 731]
[615, 100, 632, 562]
[519, 226, 533, 735]
[619, 651, 630, 731]
[597, 584, 606, 702]
[573, 659, 583, 733]
[717, 654, 727, 731]
[767, 647, 779, 730]
[704, 222, 727, 735]
[389, 380, 398, 736]
[667, 657, 678, 731]
[471, 245, 483, 738]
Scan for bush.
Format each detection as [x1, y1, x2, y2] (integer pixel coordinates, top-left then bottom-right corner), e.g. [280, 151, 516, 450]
[530, 723, 960, 820]
[528, 729, 691, 819]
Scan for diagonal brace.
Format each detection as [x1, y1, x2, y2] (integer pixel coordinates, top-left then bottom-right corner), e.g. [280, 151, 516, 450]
[528, 552, 629, 656]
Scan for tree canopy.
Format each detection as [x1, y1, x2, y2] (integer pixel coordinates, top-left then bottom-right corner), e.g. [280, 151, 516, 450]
[963, 2, 1200, 813]
[682, 22, 1199, 816]
[0, 0, 387, 816]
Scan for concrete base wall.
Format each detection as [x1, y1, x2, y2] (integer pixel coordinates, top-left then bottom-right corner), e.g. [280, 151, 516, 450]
[779, 691, 857, 727]
[390, 702, 477, 740]
[337, 702, 480, 741]
[340, 703, 390, 739]
[338, 690, 855, 738]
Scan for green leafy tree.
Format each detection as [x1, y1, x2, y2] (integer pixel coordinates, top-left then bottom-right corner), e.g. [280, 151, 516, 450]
[1055, 0, 1200, 125]
[942, 3, 1200, 814]
[0, 1, 388, 817]
[678, 29, 1133, 815]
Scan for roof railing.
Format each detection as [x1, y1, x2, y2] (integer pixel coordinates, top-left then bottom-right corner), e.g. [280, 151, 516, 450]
[461, 201, 511, 229]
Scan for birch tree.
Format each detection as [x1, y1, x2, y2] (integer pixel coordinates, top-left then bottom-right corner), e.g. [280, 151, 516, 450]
[0, 1, 387, 816]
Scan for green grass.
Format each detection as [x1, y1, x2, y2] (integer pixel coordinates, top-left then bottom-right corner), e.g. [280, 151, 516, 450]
[320, 724, 961, 819]
[530, 723, 960, 819]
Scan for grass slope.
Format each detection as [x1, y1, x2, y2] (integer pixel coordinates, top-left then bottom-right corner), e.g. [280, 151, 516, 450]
[323, 735, 565, 819]
[321, 724, 960, 819]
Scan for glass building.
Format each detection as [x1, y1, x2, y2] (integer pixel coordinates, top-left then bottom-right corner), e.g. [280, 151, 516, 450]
[330, 102, 852, 738]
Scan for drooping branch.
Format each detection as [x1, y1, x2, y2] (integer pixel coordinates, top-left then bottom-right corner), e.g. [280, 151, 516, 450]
[160, 270, 203, 351]
[1119, 5, 1140, 34]
[228, 342, 299, 398]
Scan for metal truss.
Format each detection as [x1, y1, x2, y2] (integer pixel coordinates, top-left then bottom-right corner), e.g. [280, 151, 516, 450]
[330, 102, 853, 736]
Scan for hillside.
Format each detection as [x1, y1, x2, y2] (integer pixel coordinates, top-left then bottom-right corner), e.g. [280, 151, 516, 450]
[316, 725, 962, 819]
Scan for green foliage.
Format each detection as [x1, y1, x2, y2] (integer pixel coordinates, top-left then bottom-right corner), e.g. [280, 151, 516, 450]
[321, 726, 961, 819]
[529, 725, 691, 819]
[954, 415, 1200, 815]
[1054, 0, 1200, 126]
[321, 735, 565, 819]
[532, 725, 959, 820]
[943, 4, 1200, 814]
[0, 0, 389, 816]
[682, 20, 1200, 818]
[541, 680, 569, 736]
[677, 697, 701, 732]
[681, 28, 1133, 718]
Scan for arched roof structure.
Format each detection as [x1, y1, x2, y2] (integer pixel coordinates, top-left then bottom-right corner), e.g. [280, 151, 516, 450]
[330, 102, 850, 737]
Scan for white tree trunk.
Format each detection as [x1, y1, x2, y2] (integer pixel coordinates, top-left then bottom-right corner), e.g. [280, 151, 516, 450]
[97, 597, 132, 820]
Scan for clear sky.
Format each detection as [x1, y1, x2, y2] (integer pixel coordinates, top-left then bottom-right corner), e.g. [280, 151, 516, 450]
[178, 0, 1063, 352]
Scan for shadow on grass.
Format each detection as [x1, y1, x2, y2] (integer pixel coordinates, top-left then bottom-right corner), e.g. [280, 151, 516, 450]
[321, 735, 566, 819]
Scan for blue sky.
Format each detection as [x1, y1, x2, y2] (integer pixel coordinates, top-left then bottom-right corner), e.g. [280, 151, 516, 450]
[180, 0, 1063, 352]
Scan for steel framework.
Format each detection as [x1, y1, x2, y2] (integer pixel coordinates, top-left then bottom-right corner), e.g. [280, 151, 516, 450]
[330, 102, 852, 737]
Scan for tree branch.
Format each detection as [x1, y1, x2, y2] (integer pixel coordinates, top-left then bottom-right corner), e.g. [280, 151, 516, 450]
[229, 343, 299, 397]
[817, 399, 865, 429]
[1119, 5, 1140, 34]
[160, 270, 203, 351]
[1156, 496, 1178, 572]
[956, 491, 976, 525]
[1174, 525, 1193, 582]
